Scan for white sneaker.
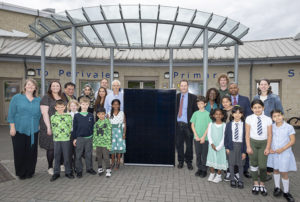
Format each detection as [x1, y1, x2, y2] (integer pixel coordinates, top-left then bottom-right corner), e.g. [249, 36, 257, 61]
[60, 165, 65, 172]
[212, 174, 222, 183]
[106, 169, 111, 177]
[98, 168, 104, 175]
[208, 173, 215, 182]
[224, 172, 231, 182]
[48, 168, 54, 175]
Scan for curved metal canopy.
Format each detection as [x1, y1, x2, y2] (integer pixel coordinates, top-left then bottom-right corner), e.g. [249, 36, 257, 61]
[30, 4, 249, 49]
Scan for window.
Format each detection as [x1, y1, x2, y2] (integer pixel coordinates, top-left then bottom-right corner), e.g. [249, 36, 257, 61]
[256, 80, 281, 98]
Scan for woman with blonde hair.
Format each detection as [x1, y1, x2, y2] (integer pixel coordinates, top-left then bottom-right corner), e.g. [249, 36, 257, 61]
[8, 78, 41, 179]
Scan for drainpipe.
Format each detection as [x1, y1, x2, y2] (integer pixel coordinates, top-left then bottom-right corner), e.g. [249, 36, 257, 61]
[249, 61, 253, 100]
[24, 58, 28, 80]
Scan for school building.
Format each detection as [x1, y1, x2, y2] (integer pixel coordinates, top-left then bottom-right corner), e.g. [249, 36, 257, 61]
[0, 2, 300, 125]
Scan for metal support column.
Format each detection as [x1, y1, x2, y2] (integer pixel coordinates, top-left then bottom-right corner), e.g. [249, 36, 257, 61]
[110, 48, 114, 88]
[71, 26, 77, 91]
[234, 43, 239, 84]
[41, 41, 46, 96]
[169, 48, 173, 88]
[203, 28, 208, 95]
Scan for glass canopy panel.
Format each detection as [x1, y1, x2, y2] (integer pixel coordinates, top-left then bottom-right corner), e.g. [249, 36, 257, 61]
[193, 11, 211, 26]
[102, 5, 121, 20]
[156, 24, 172, 46]
[208, 14, 226, 29]
[232, 24, 248, 38]
[222, 37, 234, 45]
[159, 6, 177, 21]
[209, 33, 225, 44]
[168, 25, 187, 46]
[76, 29, 88, 44]
[82, 26, 102, 45]
[109, 23, 128, 45]
[181, 27, 201, 46]
[93, 24, 114, 44]
[121, 5, 139, 19]
[33, 24, 49, 35]
[55, 30, 72, 42]
[53, 12, 72, 26]
[124, 23, 141, 46]
[208, 31, 214, 40]
[141, 5, 158, 19]
[141, 23, 156, 46]
[221, 18, 238, 33]
[68, 9, 87, 23]
[195, 33, 204, 46]
[84, 7, 103, 21]
[45, 36, 59, 43]
[177, 8, 195, 23]
[39, 18, 60, 32]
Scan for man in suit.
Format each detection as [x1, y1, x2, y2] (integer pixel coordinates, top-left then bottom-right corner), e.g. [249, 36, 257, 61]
[176, 80, 198, 170]
[229, 82, 252, 178]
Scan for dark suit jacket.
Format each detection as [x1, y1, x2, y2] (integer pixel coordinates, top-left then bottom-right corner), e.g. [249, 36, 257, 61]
[176, 93, 198, 129]
[231, 94, 252, 118]
[224, 122, 246, 154]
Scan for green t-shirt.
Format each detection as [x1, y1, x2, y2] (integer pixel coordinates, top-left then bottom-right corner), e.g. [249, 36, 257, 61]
[219, 88, 230, 99]
[93, 118, 112, 150]
[51, 112, 72, 142]
[190, 110, 211, 140]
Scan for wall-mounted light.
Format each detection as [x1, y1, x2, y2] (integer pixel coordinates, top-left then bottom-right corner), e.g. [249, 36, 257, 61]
[26, 68, 36, 76]
[227, 71, 234, 79]
[164, 72, 170, 79]
[113, 71, 119, 78]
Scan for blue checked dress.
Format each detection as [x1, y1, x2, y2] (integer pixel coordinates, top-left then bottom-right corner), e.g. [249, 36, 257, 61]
[109, 111, 126, 154]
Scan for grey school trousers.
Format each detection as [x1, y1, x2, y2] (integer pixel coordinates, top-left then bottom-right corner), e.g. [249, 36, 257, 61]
[54, 141, 71, 175]
[75, 137, 93, 173]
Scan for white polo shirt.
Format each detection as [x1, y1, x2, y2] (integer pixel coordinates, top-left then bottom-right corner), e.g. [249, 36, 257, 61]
[245, 114, 272, 140]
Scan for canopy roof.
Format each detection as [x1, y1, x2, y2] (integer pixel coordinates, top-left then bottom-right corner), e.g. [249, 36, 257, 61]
[29, 4, 249, 49]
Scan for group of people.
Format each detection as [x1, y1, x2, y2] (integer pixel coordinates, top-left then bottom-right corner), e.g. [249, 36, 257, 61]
[176, 75, 296, 202]
[7, 74, 297, 202]
[8, 78, 126, 182]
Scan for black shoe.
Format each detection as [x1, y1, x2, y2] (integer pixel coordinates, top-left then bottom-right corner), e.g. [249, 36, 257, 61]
[50, 174, 60, 182]
[65, 173, 75, 179]
[252, 185, 259, 195]
[200, 171, 207, 178]
[237, 181, 244, 189]
[243, 171, 251, 178]
[76, 172, 82, 178]
[266, 174, 272, 181]
[283, 192, 295, 202]
[224, 172, 231, 182]
[230, 180, 237, 188]
[187, 163, 193, 170]
[273, 187, 282, 197]
[177, 162, 184, 169]
[87, 169, 97, 175]
[195, 169, 202, 176]
[19, 176, 26, 180]
[260, 186, 268, 196]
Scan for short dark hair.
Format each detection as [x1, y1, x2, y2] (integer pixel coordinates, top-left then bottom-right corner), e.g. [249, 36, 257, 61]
[210, 108, 227, 122]
[64, 82, 76, 89]
[179, 79, 189, 85]
[96, 107, 106, 114]
[271, 109, 283, 117]
[55, 99, 66, 106]
[230, 105, 245, 122]
[251, 99, 264, 108]
[221, 95, 232, 104]
[196, 95, 206, 103]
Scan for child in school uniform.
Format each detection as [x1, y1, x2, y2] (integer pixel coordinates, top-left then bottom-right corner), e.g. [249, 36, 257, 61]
[246, 99, 272, 196]
[93, 107, 112, 177]
[267, 109, 297, 202]
[72, 97, 97, 178]
[225, 106, 247, 189]
[190, 96, 211, 178]
[206, 108, 228, 183]
[50, 100, 74, 181]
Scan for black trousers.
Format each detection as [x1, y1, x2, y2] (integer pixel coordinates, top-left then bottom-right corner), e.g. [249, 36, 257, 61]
[194, 140, 208, 171]
[11, 132, 38, 178]
[176, 122, 193, 164]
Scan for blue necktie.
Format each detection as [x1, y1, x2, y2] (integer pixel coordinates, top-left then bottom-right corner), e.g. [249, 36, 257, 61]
[257, 117, 262, 135]
[234, 123, 239, 141]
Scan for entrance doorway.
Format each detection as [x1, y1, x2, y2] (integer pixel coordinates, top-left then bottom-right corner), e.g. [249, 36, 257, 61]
[125, 76, 158, 89]
[0, 78, 21, 125]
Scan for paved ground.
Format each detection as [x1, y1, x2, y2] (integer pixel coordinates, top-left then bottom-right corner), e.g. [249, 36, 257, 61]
[0, 125, 299, 202]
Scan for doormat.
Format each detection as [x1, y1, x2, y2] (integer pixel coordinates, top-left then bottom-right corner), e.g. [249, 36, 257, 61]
[0, 163, 15, 183]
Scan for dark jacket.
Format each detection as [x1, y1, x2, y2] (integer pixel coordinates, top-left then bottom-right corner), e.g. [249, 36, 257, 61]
[253, 93, 283, 117]
[72, 112, 94, 139]
[224, 121, 246, 154]
[176, 92, 198, 129]
[231, 94, 252, 118]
